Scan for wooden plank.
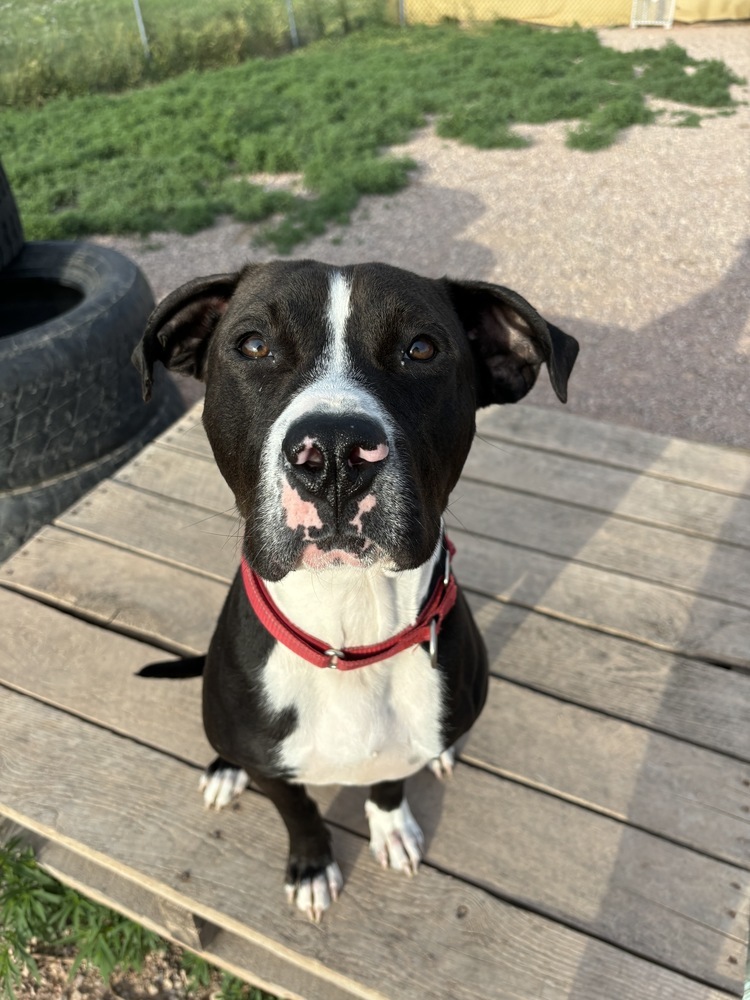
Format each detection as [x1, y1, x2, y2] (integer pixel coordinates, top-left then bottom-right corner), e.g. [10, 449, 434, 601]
[3, 692, 737, 1000]
[477, 405, 750, 498]
[1, 586, 746, 870]
[452, 530, 750, 670]
[161, 404, 750, 502]
[55, 471, 750, 760]
[61, 476, 750, 612]
[469, 596, 750, 762]
[127, 432, 750, 553]
[0, 817, 338, 1000]
[116, 443, 236, 514]
[0, 526, 225, 654]
[320, 769, 749, 993]
[448, 479, 750, 608]
[0, 588, 209, 764]
[7, 524, 750, 737]
[466, 682, 750, 869]
[97, 447, 750, 666]
[58, 480, 241, 582]
[461, 437, 750, 548]
[160, 413, 213, 461]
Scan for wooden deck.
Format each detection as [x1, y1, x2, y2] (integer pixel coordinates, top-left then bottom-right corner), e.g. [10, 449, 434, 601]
[1, 402, 749, 1000]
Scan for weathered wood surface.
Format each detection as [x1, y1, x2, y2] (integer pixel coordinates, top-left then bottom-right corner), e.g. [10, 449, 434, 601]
[1, 582, 747, 880]
[102, 443, 750, 668]
[477, 405, 750, 497]
[2, 402, 750, 998]
[53, 482, 750, 760]
[462, 436, 750, 548]
[0, 690, 740, 1000]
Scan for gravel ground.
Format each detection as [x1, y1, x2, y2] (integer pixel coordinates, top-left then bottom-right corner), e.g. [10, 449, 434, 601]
[20, 20, 749, 1000]
[94, 23, 750, 451]
[16, 946, 231, 1000]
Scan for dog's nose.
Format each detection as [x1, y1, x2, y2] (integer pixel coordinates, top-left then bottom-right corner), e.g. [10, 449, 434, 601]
[282, 414, 389, 503]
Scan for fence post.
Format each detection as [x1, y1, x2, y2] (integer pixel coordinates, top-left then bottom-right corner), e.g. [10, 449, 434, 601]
[285, 0, 300, 47]
[132, 0, 151, 59]
[398, 0, 406, 26]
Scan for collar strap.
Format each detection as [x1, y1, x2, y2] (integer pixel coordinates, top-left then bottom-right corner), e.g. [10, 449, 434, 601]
[240, 537, 458, 671]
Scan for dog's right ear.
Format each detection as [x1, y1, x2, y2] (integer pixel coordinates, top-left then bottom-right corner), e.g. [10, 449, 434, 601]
[132, 272, 240, 401]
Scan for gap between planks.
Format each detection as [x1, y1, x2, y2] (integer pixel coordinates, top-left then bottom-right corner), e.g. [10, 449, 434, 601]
[5, 519, 750, 760]
[475, 406, 750, 499]
[0, 688, 745, 999]
[0, 584, 748, 994]
[40, 484, 750, 670]
[1, 577, 748, 871]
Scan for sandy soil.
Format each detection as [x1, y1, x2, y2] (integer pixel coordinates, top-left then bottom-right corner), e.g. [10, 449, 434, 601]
[95, 23, 750, 450]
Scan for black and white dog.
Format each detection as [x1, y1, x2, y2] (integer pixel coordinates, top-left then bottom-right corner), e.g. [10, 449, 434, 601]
[133, 260, 578, 921]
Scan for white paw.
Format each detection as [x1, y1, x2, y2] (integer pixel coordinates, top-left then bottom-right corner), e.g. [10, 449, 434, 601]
[428, 746, 456, 780]
[365, 798, 424, 876]
[199, 765, 249, 809]
[285, 863, 343, 923]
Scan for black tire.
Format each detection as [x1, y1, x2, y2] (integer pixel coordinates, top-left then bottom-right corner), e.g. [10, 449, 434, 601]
[0, 161, 24, 269]
[0, 241, 183, 490]
[0, 400, 178, 562]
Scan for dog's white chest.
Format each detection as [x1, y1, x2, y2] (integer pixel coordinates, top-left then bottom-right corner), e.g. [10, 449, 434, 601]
[262, 644, 444, 786]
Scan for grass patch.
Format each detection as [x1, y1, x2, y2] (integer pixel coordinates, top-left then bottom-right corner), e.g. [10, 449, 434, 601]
[1, 23, 742, 252]
[0, 838, 274, 999]
[0, 0, 389, 107]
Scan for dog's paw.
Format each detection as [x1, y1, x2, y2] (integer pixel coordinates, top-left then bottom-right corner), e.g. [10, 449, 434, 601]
[199, 761, 249, 809]
[365, 797, 424, 876]
[285, 860, 343, 923]
[427, 746, 456, 780]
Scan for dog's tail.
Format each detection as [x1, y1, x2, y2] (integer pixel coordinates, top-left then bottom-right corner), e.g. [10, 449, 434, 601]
[137, 655, 206, 679]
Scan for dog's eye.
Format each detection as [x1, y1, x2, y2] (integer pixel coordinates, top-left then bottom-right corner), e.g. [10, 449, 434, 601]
[406, 337, 436, 362]
[239, 334, 271, 359]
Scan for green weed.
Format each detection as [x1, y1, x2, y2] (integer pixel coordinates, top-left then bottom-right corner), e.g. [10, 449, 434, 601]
[1, 23, 742, 251]
[0, 838, 273, 999]
[1, 0, 387, 107]
[673, 110, 702, 127]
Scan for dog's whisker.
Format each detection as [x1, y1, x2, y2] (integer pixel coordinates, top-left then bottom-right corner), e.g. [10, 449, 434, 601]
[474, 431, 512, 455]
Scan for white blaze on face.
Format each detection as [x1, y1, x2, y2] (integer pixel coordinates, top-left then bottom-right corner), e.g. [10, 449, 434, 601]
[256, 267, 406, 570]
[326, 270, 353, 373]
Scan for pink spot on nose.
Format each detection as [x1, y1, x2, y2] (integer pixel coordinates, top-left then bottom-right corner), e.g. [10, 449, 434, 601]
[348, 443, 389, 466]
[282, 480, 324, 532]
[350, 494, 377, 534]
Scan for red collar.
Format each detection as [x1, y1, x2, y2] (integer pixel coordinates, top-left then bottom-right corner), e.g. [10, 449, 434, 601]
[240, 537, 458, 671]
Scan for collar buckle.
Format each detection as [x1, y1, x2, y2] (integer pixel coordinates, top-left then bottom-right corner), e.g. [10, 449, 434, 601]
[325, 648, 344, 669]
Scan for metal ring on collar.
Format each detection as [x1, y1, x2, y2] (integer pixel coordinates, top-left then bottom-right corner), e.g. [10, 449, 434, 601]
[429, 618, 438, 669]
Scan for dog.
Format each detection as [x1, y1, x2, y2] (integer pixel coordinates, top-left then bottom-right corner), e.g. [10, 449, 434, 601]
[133, 259, 578, 921]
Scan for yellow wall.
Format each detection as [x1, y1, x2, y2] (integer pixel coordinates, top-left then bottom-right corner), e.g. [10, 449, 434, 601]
[404, 0, 749, 26]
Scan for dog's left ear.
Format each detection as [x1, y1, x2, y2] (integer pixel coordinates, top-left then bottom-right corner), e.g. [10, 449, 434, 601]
[444, 280, 579, 406]
[132, 272, 241, 401]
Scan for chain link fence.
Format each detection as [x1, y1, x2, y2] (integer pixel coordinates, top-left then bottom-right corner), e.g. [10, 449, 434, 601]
[3, 0, 747, 106]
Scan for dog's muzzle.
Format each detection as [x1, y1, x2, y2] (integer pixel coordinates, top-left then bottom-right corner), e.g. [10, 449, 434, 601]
[282, 412, 390, 512]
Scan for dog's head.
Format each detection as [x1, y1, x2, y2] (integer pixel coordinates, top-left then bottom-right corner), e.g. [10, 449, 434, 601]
[134, 260, 578, 580]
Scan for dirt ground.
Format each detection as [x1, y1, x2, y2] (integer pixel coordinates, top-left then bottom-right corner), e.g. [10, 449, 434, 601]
[16, 946, 229, 1000]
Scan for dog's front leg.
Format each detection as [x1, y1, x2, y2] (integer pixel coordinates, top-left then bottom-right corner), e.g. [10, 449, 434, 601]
[251, 771, 343, 921]
[365, 779, 424, 876]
